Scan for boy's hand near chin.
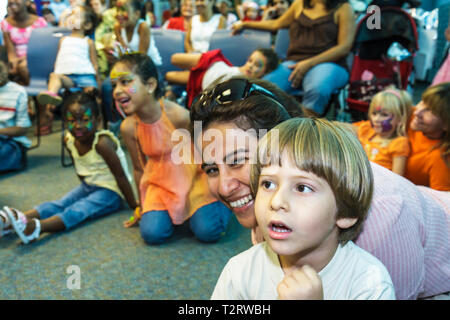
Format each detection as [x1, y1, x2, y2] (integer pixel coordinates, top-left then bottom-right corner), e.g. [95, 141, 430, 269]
[277, 265, 324, 300]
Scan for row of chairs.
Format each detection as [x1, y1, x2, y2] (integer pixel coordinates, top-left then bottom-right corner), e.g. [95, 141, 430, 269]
[23, 27, 292, 167]
[26, 27, 290, 101]
[152, 28, 289, 74]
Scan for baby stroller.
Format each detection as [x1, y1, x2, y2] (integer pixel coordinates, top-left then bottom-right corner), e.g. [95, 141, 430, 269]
[345, 6, 419, 120]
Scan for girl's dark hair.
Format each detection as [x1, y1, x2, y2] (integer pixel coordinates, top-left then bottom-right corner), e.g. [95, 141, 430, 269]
[82, 5, 99, 36]
[190, 77, 304, 136]
[63, 90, 100, 120]
[114, 53, 163, 98]
[303, 0, 347, 10]
[128, 0, 144, 15]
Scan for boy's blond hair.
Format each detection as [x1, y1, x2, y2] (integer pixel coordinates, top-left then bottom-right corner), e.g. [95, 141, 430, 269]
[368, 88, 412, 137]
[250, 118, 374, 243]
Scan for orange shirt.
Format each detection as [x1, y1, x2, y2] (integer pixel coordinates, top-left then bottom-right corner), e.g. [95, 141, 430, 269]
[355, 121, 410, 171]
[136, 101, 217, 224]
[405, 126, 450, 191]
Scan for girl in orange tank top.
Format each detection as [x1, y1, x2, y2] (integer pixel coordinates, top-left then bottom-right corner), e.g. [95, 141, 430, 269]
[111, 53, 232, 245]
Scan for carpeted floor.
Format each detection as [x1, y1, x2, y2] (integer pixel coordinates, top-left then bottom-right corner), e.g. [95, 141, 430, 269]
[0, 123, 251, 299]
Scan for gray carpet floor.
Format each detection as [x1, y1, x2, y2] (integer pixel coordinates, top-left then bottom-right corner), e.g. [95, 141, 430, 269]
[0, 123, 251, 299]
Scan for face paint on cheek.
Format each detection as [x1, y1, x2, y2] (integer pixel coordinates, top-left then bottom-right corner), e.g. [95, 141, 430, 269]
[84, 109, 93, 131]
[381, 117, 394, 132]
[115, 100, 126, 118]
[67, 112, 75, 130]
[127, 85, 137, 94]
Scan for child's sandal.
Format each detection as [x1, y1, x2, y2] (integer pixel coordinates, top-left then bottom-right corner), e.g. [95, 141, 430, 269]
[3, 206, 41, 244]
[0, 209, 14, 237]
[37, 91, 63, 107]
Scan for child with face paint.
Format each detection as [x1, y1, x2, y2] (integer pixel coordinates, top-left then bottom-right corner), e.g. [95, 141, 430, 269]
[354, 88, 412, 176]
[0, 91, 138, 244]
[111, 52, 232, 245]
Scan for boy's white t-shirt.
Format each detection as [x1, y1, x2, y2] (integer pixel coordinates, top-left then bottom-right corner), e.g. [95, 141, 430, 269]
[211, 241, 396, 300]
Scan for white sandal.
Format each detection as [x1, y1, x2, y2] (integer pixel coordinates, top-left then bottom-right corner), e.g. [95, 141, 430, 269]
[0, 209, 14, 237]
[3, 206, 41, 244]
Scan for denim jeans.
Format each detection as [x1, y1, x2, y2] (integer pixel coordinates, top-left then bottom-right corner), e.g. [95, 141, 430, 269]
[35, 182, 122, 229]
[263, 61, 349, 114]
[0, 135, 24, 172]
[139, 201, 232, 245]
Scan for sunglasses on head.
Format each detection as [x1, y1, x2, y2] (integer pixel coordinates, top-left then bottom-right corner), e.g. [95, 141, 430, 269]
[191, 78, 285, 110]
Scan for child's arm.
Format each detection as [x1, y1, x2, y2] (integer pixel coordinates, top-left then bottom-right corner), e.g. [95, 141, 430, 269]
[120, 116, 145, 204]
[88, 38, 101, 88]
[2, 31, 19, 73]
[0, 126, 27, 137]
[95, 134, 138, 210]
[391, 156, 407, 176]
[137, 22, 150, 54]
[184, 20, 195, 53]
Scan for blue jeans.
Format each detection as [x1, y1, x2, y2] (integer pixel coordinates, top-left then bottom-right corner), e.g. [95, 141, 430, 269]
[263, 61, 349, 114]
[0, 135, 24, 172]
[35, 182, 122, 229]
[66, 74, 98, 88]
[139, 201, 232, 245]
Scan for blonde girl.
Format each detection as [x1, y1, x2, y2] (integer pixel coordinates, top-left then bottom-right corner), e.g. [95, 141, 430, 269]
[354, 88, 412, 176]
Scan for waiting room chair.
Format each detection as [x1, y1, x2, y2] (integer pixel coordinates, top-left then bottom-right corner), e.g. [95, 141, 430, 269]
[209, 29, 272, 66]
[151, 28, 185, 78]
[26, 27, 71, 151]
[274, 28, 289, 61]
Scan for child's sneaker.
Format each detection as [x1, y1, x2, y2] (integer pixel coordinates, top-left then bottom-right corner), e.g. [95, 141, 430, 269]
[2, 206, 41, 244]
[37, 91, 63, 107]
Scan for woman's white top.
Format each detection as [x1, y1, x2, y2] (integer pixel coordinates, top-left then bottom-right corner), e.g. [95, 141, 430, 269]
[190, 14, 222, 53]
[54, 36, 96, 75]
[120, 19, 162, 66]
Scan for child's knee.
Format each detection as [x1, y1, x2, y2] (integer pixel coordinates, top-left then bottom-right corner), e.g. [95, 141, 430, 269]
[190, 202, 232, 243]
[139, 211, 173, 245]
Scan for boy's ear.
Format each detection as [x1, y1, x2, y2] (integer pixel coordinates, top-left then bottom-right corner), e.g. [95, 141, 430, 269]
[336, 217, 358, 230]
[146, 77, 158, 92]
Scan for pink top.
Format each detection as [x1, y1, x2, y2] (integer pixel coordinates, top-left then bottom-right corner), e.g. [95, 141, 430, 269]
[0, 17, 47, 58]
[355, 162, 450, 299]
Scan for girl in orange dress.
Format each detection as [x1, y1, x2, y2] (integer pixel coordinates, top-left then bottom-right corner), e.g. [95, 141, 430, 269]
[111, 53, 232, 244]
[354, 88, 412, 176]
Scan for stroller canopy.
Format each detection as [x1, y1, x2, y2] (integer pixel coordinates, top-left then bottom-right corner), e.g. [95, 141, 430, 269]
[354, 6, 419, 60]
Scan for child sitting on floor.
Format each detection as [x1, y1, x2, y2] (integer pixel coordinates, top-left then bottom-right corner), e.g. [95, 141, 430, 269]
[37, 4, 99, 135]
[0, 45, 31, 173]
[354, 88, 412, 176]
[211, 117, 395, 299]
[0, 91, 138, 243]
